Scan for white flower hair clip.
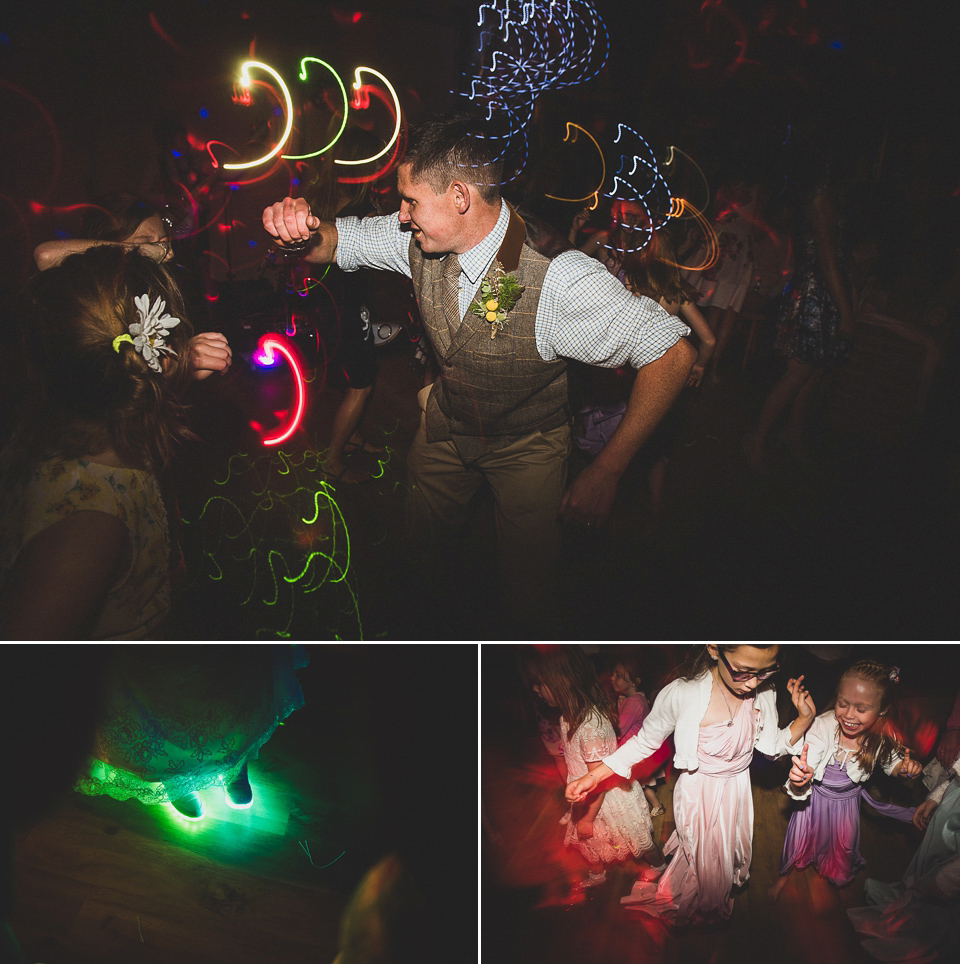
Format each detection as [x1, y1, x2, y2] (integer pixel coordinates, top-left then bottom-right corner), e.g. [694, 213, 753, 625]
[889, 666, 900, 683]
[112, 293, 181, 372]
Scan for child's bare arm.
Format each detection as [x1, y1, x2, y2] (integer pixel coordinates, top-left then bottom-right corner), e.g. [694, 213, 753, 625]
[35, 238, 170, 271]
[786, 675, 817, 743]
[0, 512, 130, 639]
[572, 761, 607, 835]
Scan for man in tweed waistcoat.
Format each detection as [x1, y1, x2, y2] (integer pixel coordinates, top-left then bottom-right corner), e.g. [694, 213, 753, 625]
[263, 115, 695, 634]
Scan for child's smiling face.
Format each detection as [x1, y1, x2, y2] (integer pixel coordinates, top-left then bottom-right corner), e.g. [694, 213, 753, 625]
[834, 676, 883, 739]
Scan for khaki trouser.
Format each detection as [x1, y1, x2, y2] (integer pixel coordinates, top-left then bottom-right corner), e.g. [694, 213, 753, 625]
[406, 385, 570, 635]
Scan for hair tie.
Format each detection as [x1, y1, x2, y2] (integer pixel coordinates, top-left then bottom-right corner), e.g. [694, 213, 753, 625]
[889, 666, 900, 683]
[112, 333, 134, 353]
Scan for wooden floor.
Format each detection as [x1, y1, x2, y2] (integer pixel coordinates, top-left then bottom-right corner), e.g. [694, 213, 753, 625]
[483, 747, 930, 964]
[6, 645, 442, 964]
[481, 663, 945, 964]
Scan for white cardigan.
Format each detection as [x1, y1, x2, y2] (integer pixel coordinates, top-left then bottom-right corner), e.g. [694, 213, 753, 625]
[784, 710, 906, 801]
[603, 671, 802, 777]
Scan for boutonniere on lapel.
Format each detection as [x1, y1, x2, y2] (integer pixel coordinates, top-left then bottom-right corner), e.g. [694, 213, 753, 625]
[469, 261, 524, 339]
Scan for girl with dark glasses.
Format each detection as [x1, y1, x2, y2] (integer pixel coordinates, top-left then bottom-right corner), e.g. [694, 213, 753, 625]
[566, 644, 816, 924]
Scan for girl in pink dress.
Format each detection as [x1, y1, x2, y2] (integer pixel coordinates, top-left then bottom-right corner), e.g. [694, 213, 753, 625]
[523, 647, 664, 899]
[770, 660, 922, 898]
[566, 645, 816, 924]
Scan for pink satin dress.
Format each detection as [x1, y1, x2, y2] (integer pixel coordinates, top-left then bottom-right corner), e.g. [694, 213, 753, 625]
[622, 694, 756, 923]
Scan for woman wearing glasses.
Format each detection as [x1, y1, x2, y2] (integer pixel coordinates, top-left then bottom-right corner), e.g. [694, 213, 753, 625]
[566, 644, 816, 924]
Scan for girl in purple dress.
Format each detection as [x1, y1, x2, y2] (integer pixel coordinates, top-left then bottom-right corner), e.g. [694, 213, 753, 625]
[770, 659, 923, 898]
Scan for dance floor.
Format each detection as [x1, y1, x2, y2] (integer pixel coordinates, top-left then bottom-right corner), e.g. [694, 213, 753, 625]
[157, 313, 957, 641]
[481, 647, 953, 964]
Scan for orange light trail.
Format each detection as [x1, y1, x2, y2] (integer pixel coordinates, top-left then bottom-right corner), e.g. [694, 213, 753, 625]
[544, 122, 606, 210]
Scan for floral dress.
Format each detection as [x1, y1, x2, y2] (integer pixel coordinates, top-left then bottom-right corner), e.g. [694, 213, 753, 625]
[561, 709, 654, 864]
[774, 191, 852, 369]
[0, 450, 169, 639]
[75, 645, 308, 805]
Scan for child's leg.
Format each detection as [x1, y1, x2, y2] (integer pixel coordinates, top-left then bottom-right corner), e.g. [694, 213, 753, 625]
[768, 866, 792, 900]
[643, 784, 664, 813]
[640, 842, 666, 871]
[572, 860, 607, 891]
[708, 306, 739, 383]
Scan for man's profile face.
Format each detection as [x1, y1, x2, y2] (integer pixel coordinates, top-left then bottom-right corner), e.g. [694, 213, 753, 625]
[396, 163, 462, 255]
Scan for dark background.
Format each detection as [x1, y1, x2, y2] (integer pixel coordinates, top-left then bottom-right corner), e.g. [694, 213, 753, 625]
[1, 1, 959, 641]
[2, 0, 957, 288]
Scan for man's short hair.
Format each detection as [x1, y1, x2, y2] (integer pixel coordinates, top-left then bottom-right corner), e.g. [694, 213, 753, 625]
[403, 113, 503, 204]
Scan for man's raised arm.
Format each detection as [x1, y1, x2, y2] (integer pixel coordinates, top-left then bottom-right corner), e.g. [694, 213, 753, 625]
[262, 196, 339, 264]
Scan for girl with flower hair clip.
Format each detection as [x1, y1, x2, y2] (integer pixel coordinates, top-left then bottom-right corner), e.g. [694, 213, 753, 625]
[0, 244, 194, 639]
[770, 659, 923, 899]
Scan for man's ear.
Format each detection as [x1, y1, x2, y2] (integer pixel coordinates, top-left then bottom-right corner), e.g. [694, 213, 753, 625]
[451, 180, 471, 214]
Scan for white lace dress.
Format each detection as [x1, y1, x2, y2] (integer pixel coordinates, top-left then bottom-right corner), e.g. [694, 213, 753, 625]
[562, 710, 654, 864]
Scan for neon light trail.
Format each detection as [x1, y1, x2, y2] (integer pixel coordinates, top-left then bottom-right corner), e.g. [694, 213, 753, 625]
[461, 0, 610, 179]
[253, 334, 309, 447]
[544, 123, 606, 210]
[334, 67, 402, 166]
[222, 61, 295, 171]
[179, 445, 364, 639]
[207, 55, 403, 174]
[281, 57, 350, 161]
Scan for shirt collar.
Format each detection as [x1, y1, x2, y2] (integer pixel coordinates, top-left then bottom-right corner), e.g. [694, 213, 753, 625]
[451, 200, 509, 285]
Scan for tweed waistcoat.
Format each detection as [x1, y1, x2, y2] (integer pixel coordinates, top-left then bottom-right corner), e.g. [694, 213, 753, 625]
[408, 203, 569, 461]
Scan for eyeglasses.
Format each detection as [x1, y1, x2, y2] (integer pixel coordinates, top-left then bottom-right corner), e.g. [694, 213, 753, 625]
[717, 650, 779, 683]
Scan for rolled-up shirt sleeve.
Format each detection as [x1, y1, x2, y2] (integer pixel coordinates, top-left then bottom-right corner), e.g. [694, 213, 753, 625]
[334, 215, 412, 276]
[536, 250, 690, 368]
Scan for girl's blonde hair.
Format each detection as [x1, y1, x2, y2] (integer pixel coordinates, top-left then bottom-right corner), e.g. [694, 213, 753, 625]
[830, 659, 905, 773]
[14, 245, 193, 472]
[520, 646, 619, 742]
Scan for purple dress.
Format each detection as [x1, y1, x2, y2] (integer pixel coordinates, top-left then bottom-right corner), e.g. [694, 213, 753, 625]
[621, 694, 756, 924]
[780, 755, 916, 886]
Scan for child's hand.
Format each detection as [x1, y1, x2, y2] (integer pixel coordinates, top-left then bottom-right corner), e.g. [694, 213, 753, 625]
[687, 364, 705, 388]
[576, 817, 595, 839]
[898, 748, 922, 779]
[788, 743, 813, 787]
[187, 332, 233, 380]
[787, 675, 816, 721]
[565, 772, 598, 803]
[913, 798, 939, 830]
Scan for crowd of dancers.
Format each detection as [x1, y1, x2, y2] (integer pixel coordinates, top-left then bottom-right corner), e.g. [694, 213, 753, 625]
[1, 104, 956, 639]
[503, 644, 960, 963]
